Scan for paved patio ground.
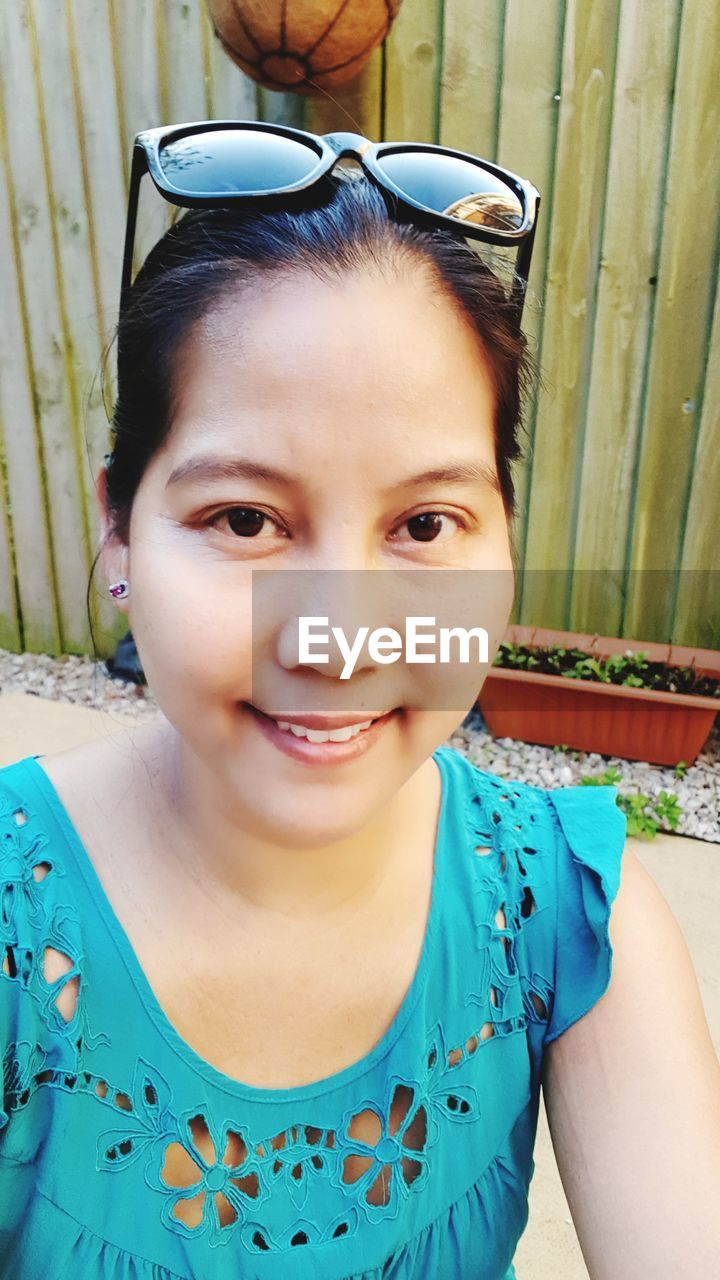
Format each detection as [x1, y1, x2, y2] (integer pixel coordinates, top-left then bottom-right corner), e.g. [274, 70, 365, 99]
[1, 690, 718, 1278]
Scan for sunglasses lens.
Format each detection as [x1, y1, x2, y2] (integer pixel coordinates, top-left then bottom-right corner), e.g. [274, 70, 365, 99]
[376, 150, 524, 231]
[158, 128, 322, 195]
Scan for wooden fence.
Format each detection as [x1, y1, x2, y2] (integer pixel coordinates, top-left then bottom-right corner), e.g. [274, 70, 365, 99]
[0, 0, 718, 659]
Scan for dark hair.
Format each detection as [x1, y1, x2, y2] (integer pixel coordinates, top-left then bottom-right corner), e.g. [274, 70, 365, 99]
[96, 170, 535, 579]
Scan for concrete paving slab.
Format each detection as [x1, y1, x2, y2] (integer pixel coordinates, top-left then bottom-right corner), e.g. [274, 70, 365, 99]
[515, 832, 719, 1279]
[1, 692, 718, 1278]
[0, 690, 158, 765]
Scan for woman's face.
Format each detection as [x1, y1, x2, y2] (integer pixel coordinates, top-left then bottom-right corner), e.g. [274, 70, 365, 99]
[99, 266, 515, 845]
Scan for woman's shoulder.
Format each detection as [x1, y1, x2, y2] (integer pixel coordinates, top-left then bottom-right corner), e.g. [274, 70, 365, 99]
[0, 748, 91, 1143]
[437, 743, 628, 1046]
[438, 740, 625, 858]
[0, 721, 161, 875]
[2, 717, 159, 797]
[437, 738, 620, 867]
[0, 728, 153, 990]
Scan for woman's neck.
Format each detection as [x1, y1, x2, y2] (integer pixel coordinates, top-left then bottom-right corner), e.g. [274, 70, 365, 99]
[126, 717, 442, 930]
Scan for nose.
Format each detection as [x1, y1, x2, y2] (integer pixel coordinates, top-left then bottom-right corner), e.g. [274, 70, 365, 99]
[276, 567, 389, 680]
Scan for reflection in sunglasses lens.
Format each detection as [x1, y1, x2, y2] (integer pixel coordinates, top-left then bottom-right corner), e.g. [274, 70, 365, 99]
[158, 129, 322, 194]
[377, 150, 523, 231]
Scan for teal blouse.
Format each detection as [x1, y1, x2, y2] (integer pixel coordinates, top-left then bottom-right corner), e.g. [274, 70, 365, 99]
[0, 743, 626, 1279]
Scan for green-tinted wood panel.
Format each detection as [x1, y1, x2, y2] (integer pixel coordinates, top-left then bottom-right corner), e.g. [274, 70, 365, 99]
[0, 429, 21, 652]
[304, 46, 383, 139]
[384, 0, 443, 142]
[0, 1, 89, 653]
[0, 0, 717, 655]
[673, 263, 720, 649]
[496, 0, 565, 588]
[439, 0, 505, 160]
[568, 0, 681, 637]
[0, 81, 60, 655]
[520, 0, 621, 630]
[624, 0, 720, 642]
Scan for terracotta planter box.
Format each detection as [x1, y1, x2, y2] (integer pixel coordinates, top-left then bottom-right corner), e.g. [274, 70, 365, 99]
[478, 625, 720, 767]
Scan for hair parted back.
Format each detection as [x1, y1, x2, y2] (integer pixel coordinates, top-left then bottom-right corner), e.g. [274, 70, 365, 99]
[102, 168, 535, 553]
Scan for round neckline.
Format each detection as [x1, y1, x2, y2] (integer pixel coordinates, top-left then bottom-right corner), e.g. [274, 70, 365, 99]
[23, 745, 454, 1105]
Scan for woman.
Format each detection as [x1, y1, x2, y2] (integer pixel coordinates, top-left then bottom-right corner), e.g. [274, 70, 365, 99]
[1, 124, 718, 1278]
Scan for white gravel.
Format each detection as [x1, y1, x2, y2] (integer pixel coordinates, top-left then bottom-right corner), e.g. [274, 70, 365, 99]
[2, 647, 718, 843]
[0, 648, 159, 718]
[448, 708, 719, 844]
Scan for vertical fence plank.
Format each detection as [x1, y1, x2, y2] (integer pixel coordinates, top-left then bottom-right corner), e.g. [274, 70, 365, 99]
[519, 0, 621, 628]
[568, 0, 681, 636]
[256, 85, 306, 129]
[114, 0, 163, 142]
[61, 0, 121, 364]
[64, 0, 129, 655]
[0, 1, 92, 654]
[30, 0, 122, 656]
[203, 1, 258, 120]
[157, 0, 208, 123]
[0, 122, 59, 660]
[673, 267, 720, 647]
[65, 0, 127, 450]
[623, 0, 720, 641]
[112, 0, 167, 278]
[66, 0, 127, 340]
[439, 0, 505, 158]
[0, 98, 59, 655]
[495, 0, 565, 593]
[384, 0, 443, 142]
[0, 432, 21, 652]
[304, 48, 384, 139]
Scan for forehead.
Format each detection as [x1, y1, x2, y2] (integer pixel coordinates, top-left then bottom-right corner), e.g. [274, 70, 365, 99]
[167, 267, 497, 466]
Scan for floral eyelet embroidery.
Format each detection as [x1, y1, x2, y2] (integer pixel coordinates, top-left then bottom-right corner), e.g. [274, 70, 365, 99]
[85, 1030, 480, 1248]
[154, 1110, 263, 1243]
[258, 1122, 336, 1211]
[0, 795, 58, 933]
[463, 776, 553, 1032]
[333, 1079, 436, 1223]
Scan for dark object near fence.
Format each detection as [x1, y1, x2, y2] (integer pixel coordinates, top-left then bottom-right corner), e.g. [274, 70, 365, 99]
[104, 631, 146, 685]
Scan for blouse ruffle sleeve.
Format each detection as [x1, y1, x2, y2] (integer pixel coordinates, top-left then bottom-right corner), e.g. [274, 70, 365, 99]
[542, 784, 627, 1046]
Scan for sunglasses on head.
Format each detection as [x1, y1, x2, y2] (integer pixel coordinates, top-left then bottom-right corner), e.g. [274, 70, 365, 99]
[121, 119, 541, 322]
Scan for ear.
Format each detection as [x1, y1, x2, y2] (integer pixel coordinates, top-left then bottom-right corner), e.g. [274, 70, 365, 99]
[95, 463, 130, 616]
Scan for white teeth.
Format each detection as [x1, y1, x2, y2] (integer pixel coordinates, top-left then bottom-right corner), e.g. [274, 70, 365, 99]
[275, 719, 374, 743]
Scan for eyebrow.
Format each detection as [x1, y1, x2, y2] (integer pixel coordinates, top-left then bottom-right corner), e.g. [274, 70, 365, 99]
[165, 454, 502, 497]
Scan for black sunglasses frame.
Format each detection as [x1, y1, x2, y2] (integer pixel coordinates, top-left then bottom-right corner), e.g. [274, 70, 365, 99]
[121, 118, 541, 322]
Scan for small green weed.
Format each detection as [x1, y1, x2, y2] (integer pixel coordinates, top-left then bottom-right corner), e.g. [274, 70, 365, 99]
[580, 767, 682, 839]
[493, 642, 719, 697]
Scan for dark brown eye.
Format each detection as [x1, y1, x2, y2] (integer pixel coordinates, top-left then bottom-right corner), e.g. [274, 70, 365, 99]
[407, 513, 445, 542]
[397, 512, 465, 544]
[207, 506, 284, 539]
[226, 507, 266, 537]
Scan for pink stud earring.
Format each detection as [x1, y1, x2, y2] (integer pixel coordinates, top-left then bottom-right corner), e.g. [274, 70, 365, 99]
[109, 580, 129, 600]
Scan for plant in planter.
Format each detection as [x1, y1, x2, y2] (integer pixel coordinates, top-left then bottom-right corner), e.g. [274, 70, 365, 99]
[478, 625, 720, 767]
[494, 643, 719, 696]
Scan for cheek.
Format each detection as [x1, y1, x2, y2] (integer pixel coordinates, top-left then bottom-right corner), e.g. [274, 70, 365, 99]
[128, 551, 254, 691]
[469, 521, 515, 652]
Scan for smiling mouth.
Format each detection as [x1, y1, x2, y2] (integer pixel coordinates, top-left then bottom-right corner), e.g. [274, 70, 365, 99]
[243, 703, 400, 742]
